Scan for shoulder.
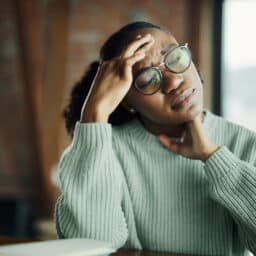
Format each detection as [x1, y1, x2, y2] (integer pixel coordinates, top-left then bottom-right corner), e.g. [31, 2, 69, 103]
[111, 119, 142, 160]
[111, 117, 159, 156]
[112, 117, 148, 138]
[206, 109, 256, 138]
[111, 118, 142, 145]
[205, 109, 256, 162]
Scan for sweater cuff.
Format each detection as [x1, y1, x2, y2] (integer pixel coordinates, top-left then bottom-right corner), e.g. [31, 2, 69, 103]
[204, 146, 238, 183]
[71, 121, 112, 150]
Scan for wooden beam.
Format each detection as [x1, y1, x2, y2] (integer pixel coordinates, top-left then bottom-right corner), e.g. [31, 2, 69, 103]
[15, 0, 69, 216]
[42, 0, 69, 214]
[188, 0, 214, 111]
[14, 0, 46, 213]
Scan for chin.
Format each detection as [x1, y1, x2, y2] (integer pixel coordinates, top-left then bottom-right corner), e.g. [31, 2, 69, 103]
[142, 102, 203, 126]
[184, 103, 203, 121]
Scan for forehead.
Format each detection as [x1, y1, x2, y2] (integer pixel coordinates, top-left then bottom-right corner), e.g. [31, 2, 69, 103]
[132, 28, 178, 69]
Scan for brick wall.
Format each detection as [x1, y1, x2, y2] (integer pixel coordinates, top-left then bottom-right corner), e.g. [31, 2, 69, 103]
[65, 0, 190, 98]
[0, 1, 38, 198]
[0, 0, 211, 216]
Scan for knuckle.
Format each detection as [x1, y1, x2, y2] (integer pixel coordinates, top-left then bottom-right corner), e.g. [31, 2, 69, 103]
[127, 43, 133, 50]
[124, 58, 132, 66]
[107, 59, 116, 67]
[102, 60, 110, 66]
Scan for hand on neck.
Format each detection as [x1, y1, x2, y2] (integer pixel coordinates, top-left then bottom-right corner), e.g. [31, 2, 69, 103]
[139, 111, 205, 138]
[139, 117, 187, 138]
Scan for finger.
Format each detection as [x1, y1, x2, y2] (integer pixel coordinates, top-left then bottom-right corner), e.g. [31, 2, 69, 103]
[187, 113, 205, 141]
[157, 134, 182, 153]
[123, 34, 154, 58]
[124, 51, 146, 67]
[122, 51, 146, 78]
[134, 39, 155, 54]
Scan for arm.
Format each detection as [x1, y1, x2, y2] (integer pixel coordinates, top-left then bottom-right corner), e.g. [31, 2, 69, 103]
[157, 114, 256, 253]
[55, 34, 154, 248]
[55, 121, 128, 249]
[204, 146, 256, 254]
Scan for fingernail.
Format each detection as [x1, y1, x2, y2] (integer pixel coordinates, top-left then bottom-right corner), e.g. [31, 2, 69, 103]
[136, 35, 142, 38]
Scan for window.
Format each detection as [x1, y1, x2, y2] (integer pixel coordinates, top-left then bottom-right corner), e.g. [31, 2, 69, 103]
[222, 0, 256, 131]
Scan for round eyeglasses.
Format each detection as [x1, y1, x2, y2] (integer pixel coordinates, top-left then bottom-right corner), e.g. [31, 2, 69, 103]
[133, 43, 192, 95]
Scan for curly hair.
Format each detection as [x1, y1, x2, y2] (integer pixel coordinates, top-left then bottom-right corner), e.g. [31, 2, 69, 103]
[63, 21, 163, 138]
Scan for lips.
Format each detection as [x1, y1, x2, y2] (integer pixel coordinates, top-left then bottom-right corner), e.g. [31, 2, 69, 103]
[171, 88, 195, 109]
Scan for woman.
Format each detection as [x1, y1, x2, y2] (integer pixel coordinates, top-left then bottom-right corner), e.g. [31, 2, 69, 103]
[55, 21, 256, 255]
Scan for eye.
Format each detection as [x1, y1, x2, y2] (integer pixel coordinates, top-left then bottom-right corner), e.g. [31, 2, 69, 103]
[140, 76, 159, 89]
[135, 68, 161, 88]
[136, 70, 152, 86]
[165, 46, 191, 72]
[166, 48, 185, 64]
[134, 67, 162, 94]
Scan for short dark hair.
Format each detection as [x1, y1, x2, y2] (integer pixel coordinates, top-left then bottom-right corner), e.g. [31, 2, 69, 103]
[63, 21, 163, 138]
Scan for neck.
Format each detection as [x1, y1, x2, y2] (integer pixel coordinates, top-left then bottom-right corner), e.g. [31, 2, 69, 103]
[139, 117, 187, 138]
[139, 111, 205, 138]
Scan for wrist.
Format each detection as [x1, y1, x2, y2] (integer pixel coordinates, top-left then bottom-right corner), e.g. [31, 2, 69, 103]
[200, 144, 220, 163]
[80, 105, 109, 123]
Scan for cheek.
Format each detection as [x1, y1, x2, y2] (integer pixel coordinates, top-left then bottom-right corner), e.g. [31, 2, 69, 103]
[188, 63, 203, 87]
[125, 88, 163, 114]
[182, 64, 204, 106]
[183, 64, 203, 99]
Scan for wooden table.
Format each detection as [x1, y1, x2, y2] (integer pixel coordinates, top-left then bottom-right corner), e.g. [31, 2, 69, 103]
[113, 248, 190, 255]
[0, 236, 34, 245]
[0, 236, 191, 255]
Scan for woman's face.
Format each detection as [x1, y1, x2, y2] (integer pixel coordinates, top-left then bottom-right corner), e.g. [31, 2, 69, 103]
[124, 28, 203, 126]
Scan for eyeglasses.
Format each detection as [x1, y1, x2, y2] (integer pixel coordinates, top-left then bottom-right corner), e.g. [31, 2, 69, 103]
[133, 43, 192, 95]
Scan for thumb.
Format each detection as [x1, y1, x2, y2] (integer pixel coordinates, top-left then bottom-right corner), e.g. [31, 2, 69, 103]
[157, 134, 171, 148]
[157, 134, 182, 153]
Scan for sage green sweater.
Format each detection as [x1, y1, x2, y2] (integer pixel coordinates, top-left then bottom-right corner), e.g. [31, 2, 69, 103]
[55, 110, 256, 256]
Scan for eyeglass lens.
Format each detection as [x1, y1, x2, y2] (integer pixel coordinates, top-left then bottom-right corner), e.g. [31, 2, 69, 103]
[164, 46, 191, 73]
[134, 45, 191, 95]
[135, 67, 162, 95]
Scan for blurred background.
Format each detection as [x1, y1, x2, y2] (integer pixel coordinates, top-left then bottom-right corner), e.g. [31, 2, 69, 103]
[0, 0, 255, 241]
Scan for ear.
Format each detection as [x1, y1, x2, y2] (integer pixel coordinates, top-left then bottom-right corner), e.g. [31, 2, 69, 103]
[120, 99, 137, 114]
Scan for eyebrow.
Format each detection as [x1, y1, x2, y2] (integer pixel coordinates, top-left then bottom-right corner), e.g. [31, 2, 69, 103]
[161, 43, 178, 55]
[137, 43, 179, 70]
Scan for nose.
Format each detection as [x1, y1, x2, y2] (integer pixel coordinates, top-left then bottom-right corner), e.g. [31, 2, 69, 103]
[161, 71, 184, 95]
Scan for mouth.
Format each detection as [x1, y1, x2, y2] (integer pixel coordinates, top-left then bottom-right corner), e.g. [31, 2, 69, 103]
[171, 88, 196, 110]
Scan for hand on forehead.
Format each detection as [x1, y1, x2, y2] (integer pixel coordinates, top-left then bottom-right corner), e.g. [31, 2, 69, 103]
[134, 29, 178, 70]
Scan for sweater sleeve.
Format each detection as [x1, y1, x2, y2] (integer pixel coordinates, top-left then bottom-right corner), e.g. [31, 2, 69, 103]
[54, 121, 128, 249]
[204, 146, 256, 254]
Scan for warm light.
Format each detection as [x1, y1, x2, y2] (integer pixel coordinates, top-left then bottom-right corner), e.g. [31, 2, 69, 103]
[222, 0, 256, 131]
[223, 0, 256, 69]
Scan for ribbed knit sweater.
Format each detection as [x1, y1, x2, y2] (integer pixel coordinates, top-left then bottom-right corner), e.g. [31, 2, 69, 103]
[55, 110, 256, 256]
